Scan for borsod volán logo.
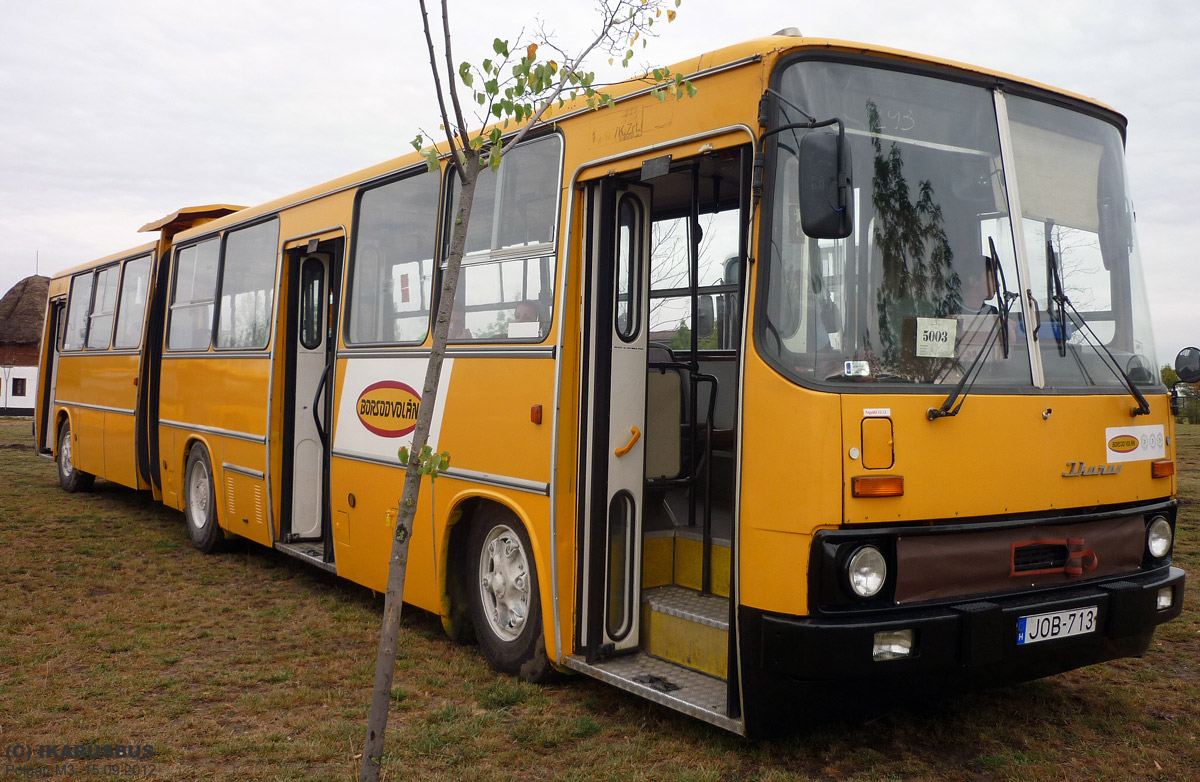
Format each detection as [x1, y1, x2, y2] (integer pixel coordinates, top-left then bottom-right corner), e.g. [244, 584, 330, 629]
[1107, 435, 1139, 454]
[356, 380, 421, 438]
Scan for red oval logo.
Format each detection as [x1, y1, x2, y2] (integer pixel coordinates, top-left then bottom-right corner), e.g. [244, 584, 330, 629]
[356, 381, 421, 438]
[1108, 435, 1139, 454]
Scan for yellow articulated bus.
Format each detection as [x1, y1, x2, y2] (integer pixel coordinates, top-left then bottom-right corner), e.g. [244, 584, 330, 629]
[35, 33, 1184, 736]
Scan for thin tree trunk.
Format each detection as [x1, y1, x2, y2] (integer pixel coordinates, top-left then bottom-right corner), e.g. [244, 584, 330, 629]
[359, 152, 481, 782]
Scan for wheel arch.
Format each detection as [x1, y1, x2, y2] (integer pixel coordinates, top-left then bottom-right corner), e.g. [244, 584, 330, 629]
[181, 435, 223, 530]
[53, 408, 72, 457]
[439, 490, 551, 650]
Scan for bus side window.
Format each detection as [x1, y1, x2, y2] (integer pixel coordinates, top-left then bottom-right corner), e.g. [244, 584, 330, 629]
[348, 170, 441, 345]
[85, 265, 120, 350]
[168, 239, 220, 351]
[446, 135, 562, 341]
[216, 220, 279, 349]
[113, 255, 153, 349]
[453, 257, 552, 341]
[62, 272, 95, 351]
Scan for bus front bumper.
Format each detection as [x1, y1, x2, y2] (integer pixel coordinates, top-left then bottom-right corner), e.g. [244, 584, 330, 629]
[749, 566, 1184, 687]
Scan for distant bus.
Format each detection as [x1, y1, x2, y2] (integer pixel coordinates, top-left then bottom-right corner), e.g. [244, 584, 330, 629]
[36, 33, 1184, 736]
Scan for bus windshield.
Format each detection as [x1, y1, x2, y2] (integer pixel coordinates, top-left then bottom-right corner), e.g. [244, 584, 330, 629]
[759, 59, 1160, 392]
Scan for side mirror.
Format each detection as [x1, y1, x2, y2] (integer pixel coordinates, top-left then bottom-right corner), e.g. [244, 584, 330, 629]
[697, 295, 715, 338]
[799, 130, 853, 240]
[1176, 346, 1200, 384]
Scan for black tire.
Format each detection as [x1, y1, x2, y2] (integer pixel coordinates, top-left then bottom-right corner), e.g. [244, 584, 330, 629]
[57, 421, 94, 493]
[183, 445, 224, 553]
[467, 508, 554, 682]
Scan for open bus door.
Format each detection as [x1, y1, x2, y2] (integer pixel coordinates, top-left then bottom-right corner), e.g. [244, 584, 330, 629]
[278, 235, 343, 570]
[36, 297, 66, 454]
[580, 179, 652, 660]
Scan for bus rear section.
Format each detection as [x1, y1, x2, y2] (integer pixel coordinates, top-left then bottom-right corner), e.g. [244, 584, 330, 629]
[38, 246, 158, 494]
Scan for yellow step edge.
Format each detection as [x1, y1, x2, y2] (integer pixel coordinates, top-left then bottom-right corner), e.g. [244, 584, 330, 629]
[642, 533, 675, 589]
[673, 536, 730, 598]
[640, 601, 728, 679]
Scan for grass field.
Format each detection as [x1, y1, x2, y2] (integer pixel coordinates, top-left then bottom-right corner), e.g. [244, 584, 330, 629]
[1, 417, 1197, 781]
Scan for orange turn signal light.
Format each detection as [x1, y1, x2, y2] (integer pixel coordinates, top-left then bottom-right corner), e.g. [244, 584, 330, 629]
[1151, 460, 1175, 479]
[852, 475, 904, 498]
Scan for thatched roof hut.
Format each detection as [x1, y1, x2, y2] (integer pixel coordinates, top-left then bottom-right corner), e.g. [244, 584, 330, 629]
[0, 275, 50, 346]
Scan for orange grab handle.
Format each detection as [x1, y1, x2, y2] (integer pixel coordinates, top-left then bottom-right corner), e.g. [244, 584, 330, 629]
[614, 426, 641, 457]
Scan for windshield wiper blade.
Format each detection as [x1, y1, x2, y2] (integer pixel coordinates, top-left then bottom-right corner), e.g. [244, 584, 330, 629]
[1046, 237, 1069, 357]
[1056, 294, 1152, 416]
[927, 311, 1005, 421]
[928, 244, 1015, 421]
[1042, 225, 1148, 415]
[987, 237, 1018, 359]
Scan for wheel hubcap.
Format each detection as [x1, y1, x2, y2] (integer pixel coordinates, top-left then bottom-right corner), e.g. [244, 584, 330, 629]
[478, 524, 530, 642]
[60, 433, 72, 477]
[188, 461, 210, 529]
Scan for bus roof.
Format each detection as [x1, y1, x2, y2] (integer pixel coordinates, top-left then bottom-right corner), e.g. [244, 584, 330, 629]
[49, 240, 158, 285]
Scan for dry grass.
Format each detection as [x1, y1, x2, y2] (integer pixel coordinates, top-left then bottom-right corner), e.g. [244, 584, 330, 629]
[1, 417, 1197, 780]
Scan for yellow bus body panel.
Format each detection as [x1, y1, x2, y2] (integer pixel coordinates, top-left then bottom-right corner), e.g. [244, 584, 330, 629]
[54, 352, 143, 488]
[158, 355, 271, 543]
[840, 393, 1174, 524]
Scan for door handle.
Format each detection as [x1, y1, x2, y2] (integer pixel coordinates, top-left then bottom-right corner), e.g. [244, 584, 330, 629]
[614, 426, 641, 457]
[312, 365, 329, 448]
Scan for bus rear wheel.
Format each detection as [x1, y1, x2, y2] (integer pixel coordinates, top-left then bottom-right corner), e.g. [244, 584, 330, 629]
[467, 508, 553, 683]
[57, 421, 94, 493]
[184, 445, 224, 553]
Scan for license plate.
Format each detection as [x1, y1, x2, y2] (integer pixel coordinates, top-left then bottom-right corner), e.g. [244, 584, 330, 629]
[1016, 606, 1098, 646]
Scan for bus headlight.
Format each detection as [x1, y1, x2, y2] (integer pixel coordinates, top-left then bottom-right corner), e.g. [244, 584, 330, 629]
[1147, 517, 1172, 559]
[847, 545, 887, 598]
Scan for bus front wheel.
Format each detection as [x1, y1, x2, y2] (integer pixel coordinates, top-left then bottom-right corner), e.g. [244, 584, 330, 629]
[467, 509, 553, 683]
[57, 421, 94, 493]
[184, 445, 224, 553]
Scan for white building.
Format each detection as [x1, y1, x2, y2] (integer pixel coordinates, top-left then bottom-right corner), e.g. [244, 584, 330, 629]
[0, 275, 48, 416]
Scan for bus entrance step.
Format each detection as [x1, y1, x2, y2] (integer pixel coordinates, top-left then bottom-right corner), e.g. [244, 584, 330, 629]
[274, 541, 336, 573]
[564, 651, 742, 734]
[641, 585, 729, 679]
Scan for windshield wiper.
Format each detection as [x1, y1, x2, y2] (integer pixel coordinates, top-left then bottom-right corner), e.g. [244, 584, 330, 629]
[1045, 242, 1151, 416]
[988, 237, 1019, 359]
[1046, 232, 1068, 358]
[927, 247, 1012, 420]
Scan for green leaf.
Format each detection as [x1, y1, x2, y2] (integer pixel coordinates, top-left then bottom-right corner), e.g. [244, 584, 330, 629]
[398, 446, 410, 465]
[458, 62, 474, 87]
[685, 81, 697, 98]
[410, 135, 424, 152]
[493, 38, 509, 57]
[483, 58, 492, 74]
[489, 127, 502, 147]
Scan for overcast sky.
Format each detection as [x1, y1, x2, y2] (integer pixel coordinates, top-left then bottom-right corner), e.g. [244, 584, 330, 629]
[1, 0, 1194, 368]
